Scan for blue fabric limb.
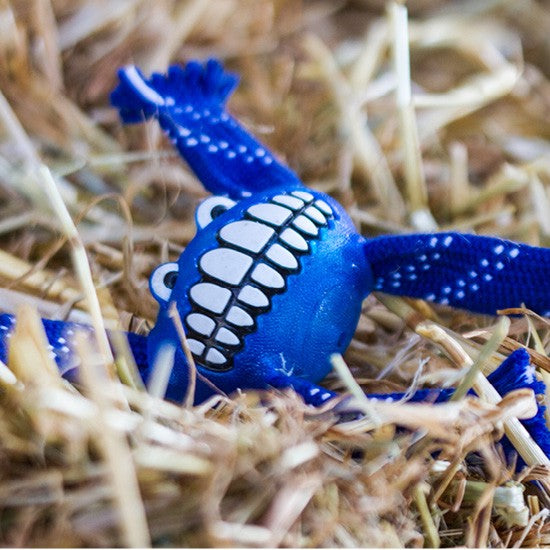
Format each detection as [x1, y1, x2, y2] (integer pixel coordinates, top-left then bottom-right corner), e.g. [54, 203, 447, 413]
[364, 232, 550, 315]
[126, 330, 149, 373]
[268, 374, 339, 407]
[0, 314, 90, 379]
[110, 60, 303, 199]
[364, 349, 550, 466]
[272, 349, 549, 466]
[0, 313, 149, 381]
[0, 314, 14, 365]
[487, 349, 550, 462]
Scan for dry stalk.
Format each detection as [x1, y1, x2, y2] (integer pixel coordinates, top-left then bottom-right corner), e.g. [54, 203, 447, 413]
[0, 89, 75, 206]
[388, 2, 435, 231]
[302, 34, 406, 222]
[75, 333, 150, 548]
[39, 165, 114, 367]
[330, 353, 381, 426]
[451, 316, 510, 401]
[145, 343, 176, 401]
[168, 301, 197, 408]
[414, 482, 440, 548]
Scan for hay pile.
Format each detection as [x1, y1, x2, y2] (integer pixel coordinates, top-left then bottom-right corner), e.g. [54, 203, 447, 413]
[0, 0, 549, 546]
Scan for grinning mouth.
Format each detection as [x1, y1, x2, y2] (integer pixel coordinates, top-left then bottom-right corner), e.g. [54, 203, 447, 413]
[184, 190, 334, 371]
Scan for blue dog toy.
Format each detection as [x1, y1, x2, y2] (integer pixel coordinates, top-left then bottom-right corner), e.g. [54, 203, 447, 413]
[108, 60, 550, 405]
[1, 60, 550, 421]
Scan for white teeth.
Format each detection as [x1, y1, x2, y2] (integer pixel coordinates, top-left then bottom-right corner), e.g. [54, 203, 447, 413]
[187, 339, 205, 356]
[238, 285, 269, 308]
[314, 199, 333, 216]
[251, 263, 285, 289]
[247, 204, 292, 226]
[199, 248, 253, 285]
[186, 313, 215, 336]
[291, 190, 314, 203]
[187, 191, 334, 366]
[304, 206, 326, 225]
[215, 327, 240, 346]
[271, 194, 304, 210]
[279, 228, 308, 252]
[226, 306, 254, 327]
[219, 221, 274, 253]
[292, 215, 318, 236]
[266, 244, 298, 270]
[205, 348, 227, 365]
[189, 282, 231, 314]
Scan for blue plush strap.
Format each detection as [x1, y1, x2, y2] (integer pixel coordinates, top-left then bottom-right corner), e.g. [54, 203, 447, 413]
[0, 313, 149, 381]
[277, 350, 549, 464]
[0, 314, 87, 379]
[268, 374, 339, 407]
[110, 60, 303, 199]
[365, 233, 550, 315]
[0, 314, 14, 366]
[366, 349, 550, 465]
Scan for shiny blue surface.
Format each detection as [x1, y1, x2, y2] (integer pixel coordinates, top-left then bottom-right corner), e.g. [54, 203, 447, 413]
[142, 187, 370, 402]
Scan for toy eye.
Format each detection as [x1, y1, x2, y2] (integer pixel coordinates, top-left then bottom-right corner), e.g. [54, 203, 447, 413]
[195, 196, 236, 229]
[150, 262, 179, 304]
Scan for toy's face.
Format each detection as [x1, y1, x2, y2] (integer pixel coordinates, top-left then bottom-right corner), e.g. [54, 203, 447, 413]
[146, 186, 371, 402]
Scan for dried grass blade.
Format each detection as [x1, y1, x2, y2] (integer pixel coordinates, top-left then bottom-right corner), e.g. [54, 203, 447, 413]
[303, 34, 406, 222]
[76, 333, 150, 548]
[331, 353, 381, 426]
[0, 89, 76, 207]
[38, 164, 113, 367]
[388, 2, 435, 230]
[146, 343, 175, 400]
[451, 316, 510, 401]
[168, 301, 197, 407]
[9, 304, 62, 387]
[263, 476, 321, 547]
[414, 483, 440, 548]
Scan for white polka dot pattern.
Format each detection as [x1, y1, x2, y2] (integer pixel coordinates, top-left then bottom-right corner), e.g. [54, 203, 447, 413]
[365, 233, 550, 315]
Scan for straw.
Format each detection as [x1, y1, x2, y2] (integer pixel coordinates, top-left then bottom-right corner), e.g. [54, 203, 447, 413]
[388, 2, 435, 231]
[39, 164, 113, 367]
[75, 334, 150, 547]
